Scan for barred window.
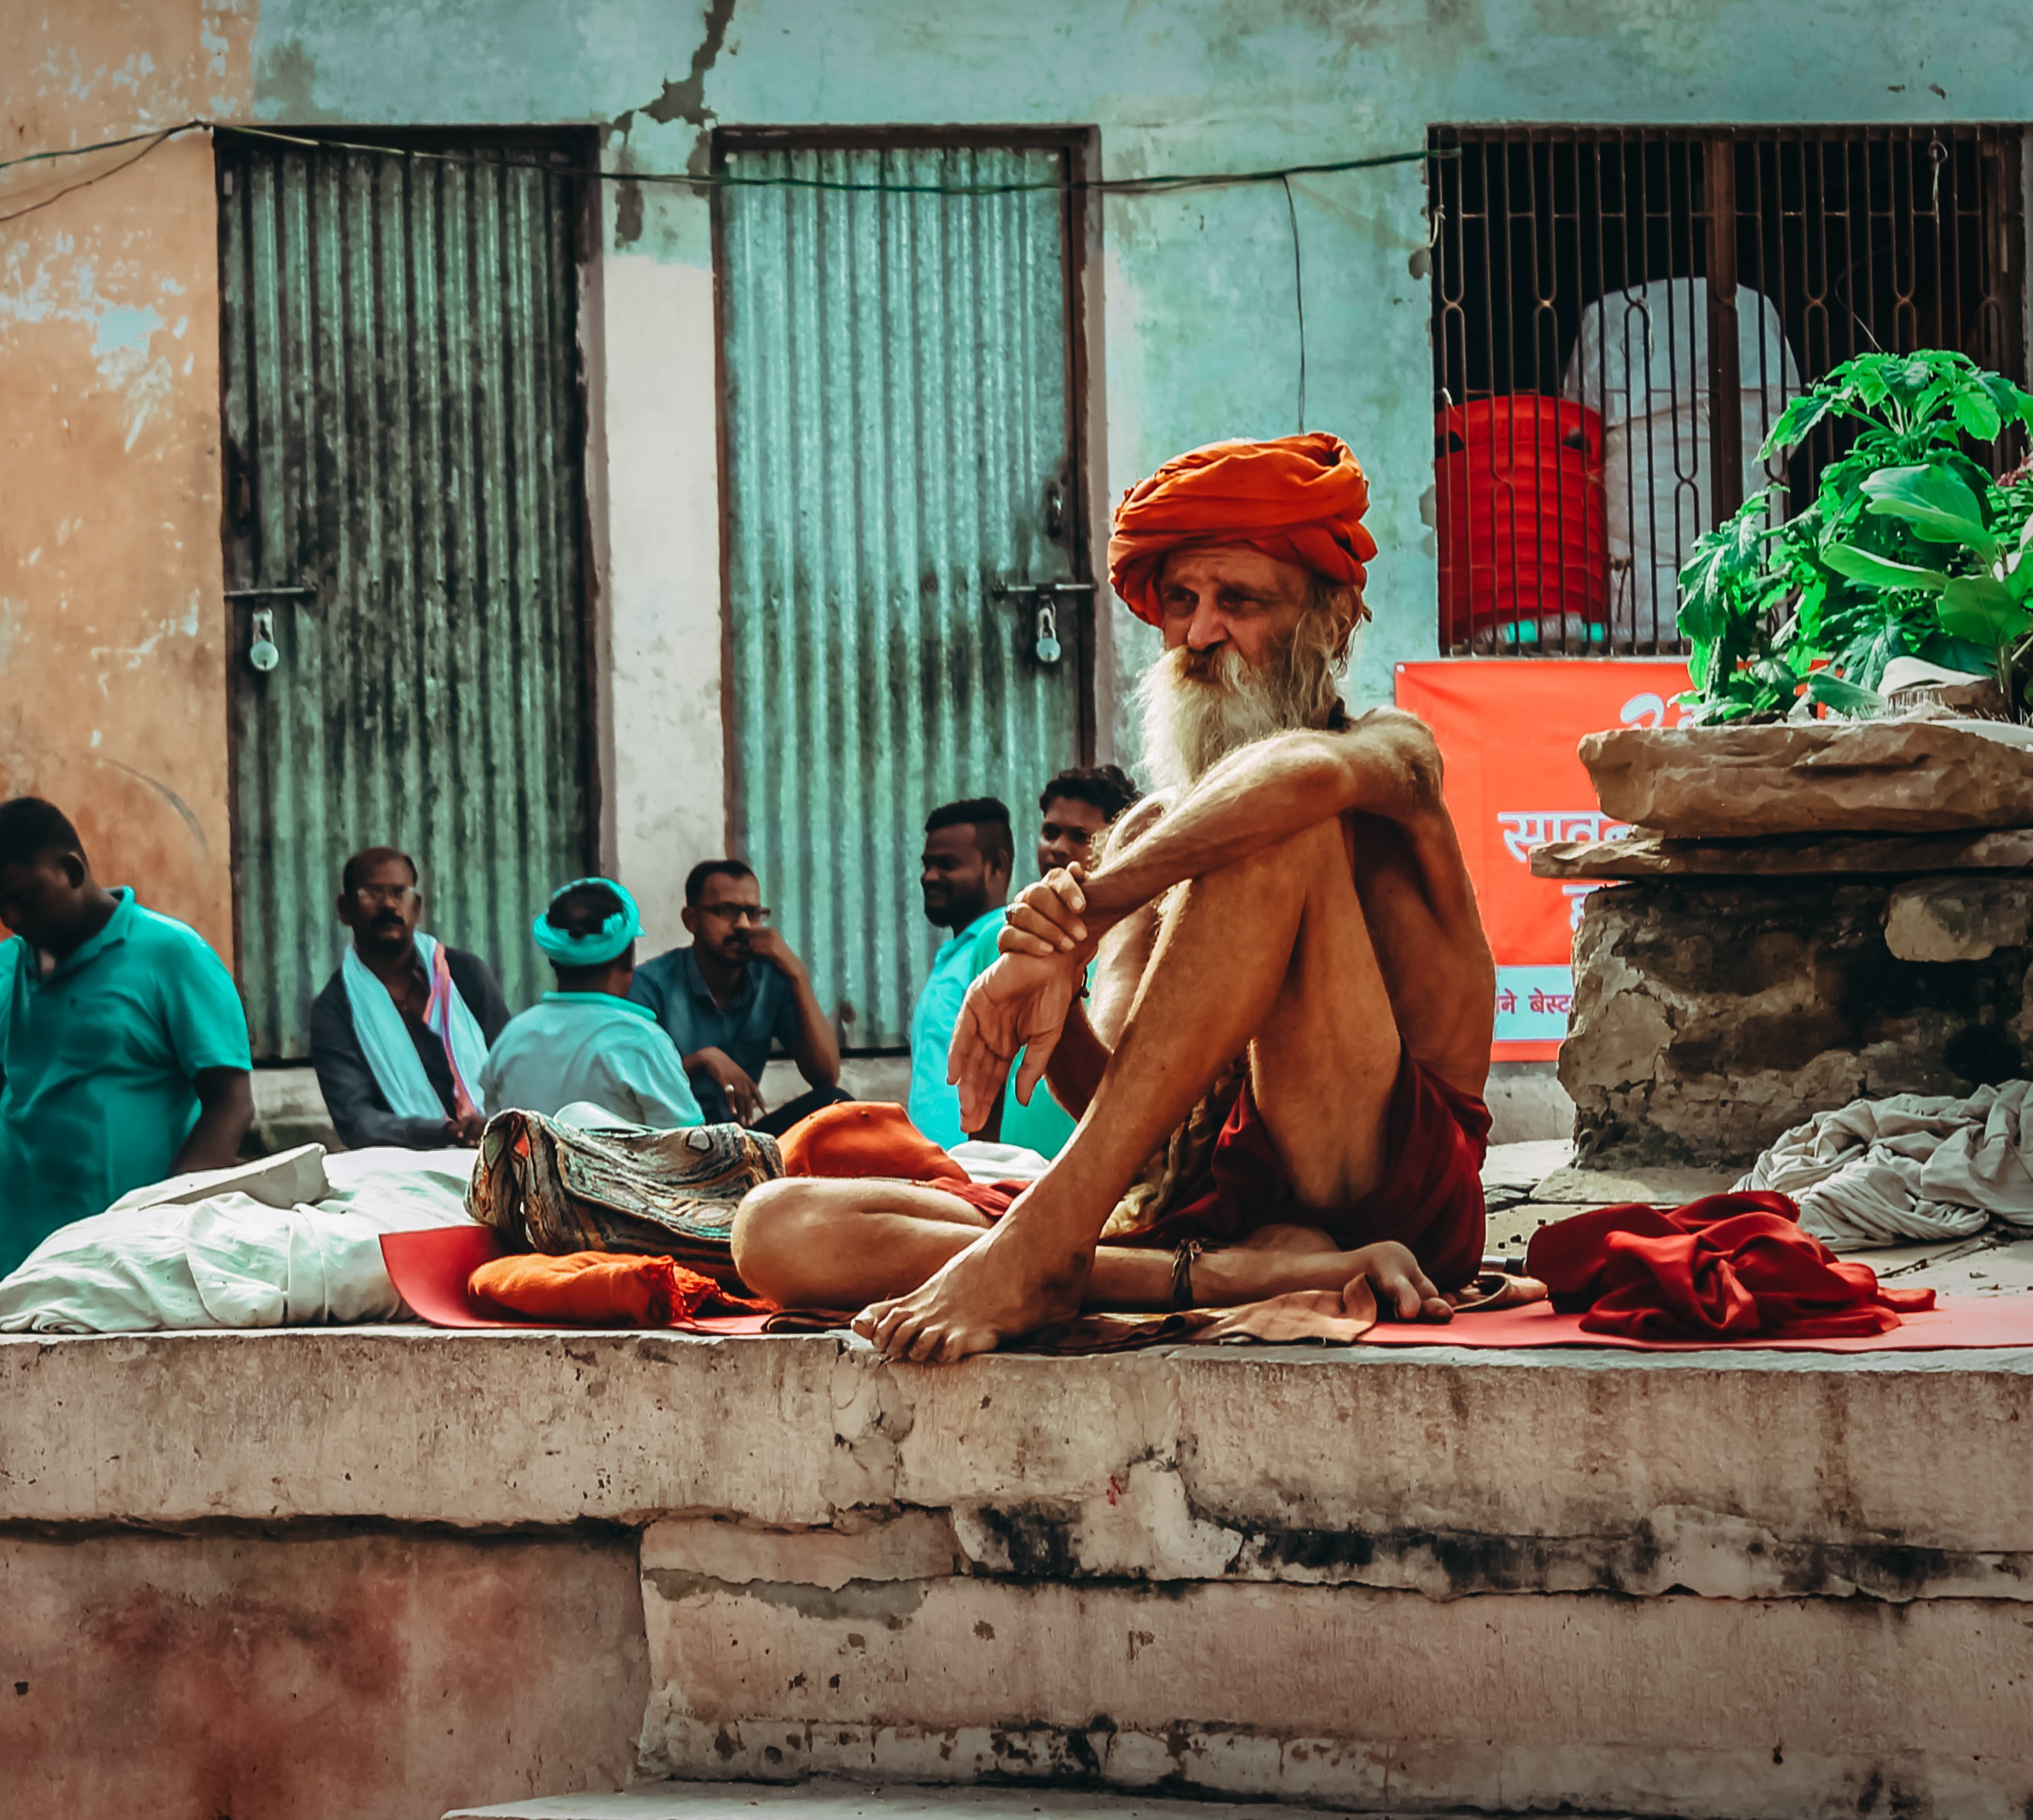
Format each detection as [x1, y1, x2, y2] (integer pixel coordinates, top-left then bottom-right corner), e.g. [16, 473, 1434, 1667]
[1427, 126, 2028, 656]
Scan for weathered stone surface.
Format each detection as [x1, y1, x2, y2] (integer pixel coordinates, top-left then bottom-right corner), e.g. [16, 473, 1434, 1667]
[1561, 877, 2033, 1169]
[1580, 720, 2033, 837]
[1884, 876, 2033, 961]
[1, 1529, 645, 1820]
[636, 1574, 2033, 1816]
[1533, 825, 2033, 880]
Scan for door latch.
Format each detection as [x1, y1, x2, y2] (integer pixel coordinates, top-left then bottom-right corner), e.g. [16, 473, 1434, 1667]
[248, 609, 280, 673]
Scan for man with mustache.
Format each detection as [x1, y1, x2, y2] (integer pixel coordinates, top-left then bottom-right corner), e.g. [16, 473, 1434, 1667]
[309, 847, 511, 1149]
[733, 435, 1496, 1359]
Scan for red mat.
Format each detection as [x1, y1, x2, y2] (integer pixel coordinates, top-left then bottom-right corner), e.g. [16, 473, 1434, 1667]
[380, 1225, 771, 1334]
[1360, 1293, 2033, 1351]
[384, 1226, 2032, 1351]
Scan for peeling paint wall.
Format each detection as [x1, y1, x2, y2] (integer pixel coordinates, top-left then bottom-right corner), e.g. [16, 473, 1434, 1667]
[9, 0, 2033, 957]
[1, 7, 254, 957]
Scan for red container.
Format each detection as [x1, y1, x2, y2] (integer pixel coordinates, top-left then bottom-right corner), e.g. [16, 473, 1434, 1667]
[1436, 397, 1609, 648]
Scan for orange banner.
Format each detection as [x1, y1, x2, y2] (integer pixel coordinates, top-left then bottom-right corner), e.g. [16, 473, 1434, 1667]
[1394, 660, 1692, 1058]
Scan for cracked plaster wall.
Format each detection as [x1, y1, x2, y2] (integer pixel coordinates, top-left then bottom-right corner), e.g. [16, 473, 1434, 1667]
[14, 2, 2033, 957]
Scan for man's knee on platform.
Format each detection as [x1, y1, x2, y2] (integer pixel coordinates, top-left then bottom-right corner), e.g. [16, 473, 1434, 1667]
[730, 1176, 839, 1306]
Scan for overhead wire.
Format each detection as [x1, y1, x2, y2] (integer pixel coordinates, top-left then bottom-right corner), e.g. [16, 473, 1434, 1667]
[2, 117, 1442, 202]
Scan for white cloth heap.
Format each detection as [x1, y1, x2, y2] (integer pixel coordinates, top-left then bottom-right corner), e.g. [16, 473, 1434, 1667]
[1734, 1080, 2033, 1250]
[0, 1143, 477, 1333]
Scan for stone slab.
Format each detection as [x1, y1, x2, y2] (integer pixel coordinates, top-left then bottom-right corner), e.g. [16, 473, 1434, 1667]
[1532, 825, 2033, 880]
[2, 1529, 645, 1820]
[1559, 877, 2033, 1169]
[9, 1329, 2033, 1566]
[1580, 720, 2033, 838]
[1883, 875, 2033, 961]
[444, 1781, 1613, 1819]
[633, 1574, 2033, 1818]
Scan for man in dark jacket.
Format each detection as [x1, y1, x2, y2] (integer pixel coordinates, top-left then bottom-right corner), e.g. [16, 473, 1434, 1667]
[309, 848, 511, 1149]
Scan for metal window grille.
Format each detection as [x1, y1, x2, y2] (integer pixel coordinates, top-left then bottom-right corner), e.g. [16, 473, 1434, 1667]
[1429, 125, 2028, 657]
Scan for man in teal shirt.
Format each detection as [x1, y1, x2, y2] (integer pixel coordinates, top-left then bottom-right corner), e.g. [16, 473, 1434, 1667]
[480, 877, 702, 1129]
[907, 798, 1014, 1148]
[0, 797, 254, 1275]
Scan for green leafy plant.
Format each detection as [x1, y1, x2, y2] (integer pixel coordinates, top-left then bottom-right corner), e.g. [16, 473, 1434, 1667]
[1677, 350, 2033, 722]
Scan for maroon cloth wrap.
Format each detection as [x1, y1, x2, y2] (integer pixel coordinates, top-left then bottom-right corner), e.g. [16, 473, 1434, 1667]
[1116, 1049, 1492, 1291]
[1526, 1193, 1936, 1340]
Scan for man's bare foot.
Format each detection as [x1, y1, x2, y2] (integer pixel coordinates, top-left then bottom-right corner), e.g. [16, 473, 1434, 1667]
[853, 1200, 1092, 1363]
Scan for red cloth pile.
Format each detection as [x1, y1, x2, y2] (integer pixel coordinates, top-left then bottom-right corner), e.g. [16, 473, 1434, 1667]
[1524, 1192, 1936, 1341]
[469, 1251, 769, 1327]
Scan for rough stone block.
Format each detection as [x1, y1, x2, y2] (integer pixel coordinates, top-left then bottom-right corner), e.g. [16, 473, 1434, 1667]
[1580, 720, 2033, 837]
[1560, 877, 2033, 1169]
[1532, 825, 2033, 881]
[1884, 876, 2033, 961]
[0, 1530, 645, 1820]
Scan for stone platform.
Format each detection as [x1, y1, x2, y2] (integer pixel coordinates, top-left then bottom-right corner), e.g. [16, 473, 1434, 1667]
[8, 1305, 2033, 1820]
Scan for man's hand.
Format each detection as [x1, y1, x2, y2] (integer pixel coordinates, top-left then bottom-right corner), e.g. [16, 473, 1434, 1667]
[1347, 1241, 1453, 1323]
[450, 1108, 489, 1146]
[996, 864, 1097, 963]
[745, 927, 804, 978]
[948, 951, 1082, 1135]
[688, 1045, 767, 1125]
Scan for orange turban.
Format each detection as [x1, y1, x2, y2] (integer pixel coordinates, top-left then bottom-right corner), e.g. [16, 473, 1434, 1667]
[1107, 432, 1378, 627]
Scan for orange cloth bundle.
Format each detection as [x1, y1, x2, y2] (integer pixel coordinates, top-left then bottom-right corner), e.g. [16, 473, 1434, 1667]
[1106, 432, 1378, 626]
[777, 1100, 969, 1184]
[468, 1251, 765, 1326]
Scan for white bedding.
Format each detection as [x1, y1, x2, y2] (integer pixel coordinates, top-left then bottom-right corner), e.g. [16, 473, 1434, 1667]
[0, 1144, 477, 1333]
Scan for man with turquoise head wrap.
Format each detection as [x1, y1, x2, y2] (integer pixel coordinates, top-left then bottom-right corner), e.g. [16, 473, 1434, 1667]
[479, 878, 703, 1129]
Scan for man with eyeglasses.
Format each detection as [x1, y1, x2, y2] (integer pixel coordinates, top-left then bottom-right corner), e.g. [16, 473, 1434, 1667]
[309, 846, 511, 1150]
[630, 859, 845, 1135]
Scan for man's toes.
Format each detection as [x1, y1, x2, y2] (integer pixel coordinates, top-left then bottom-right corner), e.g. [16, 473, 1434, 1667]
[904, 1322, 948, 1364]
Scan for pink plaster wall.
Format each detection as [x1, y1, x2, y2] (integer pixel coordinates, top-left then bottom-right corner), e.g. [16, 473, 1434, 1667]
[0, 1529, 650, 1820]
[1, 5, 254, 957]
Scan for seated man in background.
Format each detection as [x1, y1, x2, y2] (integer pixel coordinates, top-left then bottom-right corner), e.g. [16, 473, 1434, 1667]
[632, 859, 846, 1137]
[734, 434, 1495, 1361]
[1035, 764, 1142, 878]
[0, 797, 254, 1275]
[480, 878, 702, 1129]
[907, 797, 1013, 1149]
[309, 846, 511, 1149]
[1000, 765, 1145, 1159]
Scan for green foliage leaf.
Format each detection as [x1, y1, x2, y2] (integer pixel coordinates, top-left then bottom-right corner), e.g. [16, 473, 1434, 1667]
[1760, 392, 1832, 460]
[1953, 389, 2004, 442]
[1938, 575, 2031, 646]
[1804, 671, 1887, 715]
[1819, 541, 1950, 592]
[1860, 465, 1998, 553]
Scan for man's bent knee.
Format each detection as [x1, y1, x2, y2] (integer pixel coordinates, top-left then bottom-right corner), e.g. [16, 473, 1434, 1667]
[730, 1176, 835, 1305]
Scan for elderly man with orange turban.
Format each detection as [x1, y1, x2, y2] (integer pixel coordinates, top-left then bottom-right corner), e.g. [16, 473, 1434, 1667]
[733, 434, 1497, 1360]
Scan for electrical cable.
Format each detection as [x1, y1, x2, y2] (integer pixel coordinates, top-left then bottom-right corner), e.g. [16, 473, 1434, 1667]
[0, 127, 186, 224]
[1281, 172, 1307, 432]
[1, 116, 1443, 203]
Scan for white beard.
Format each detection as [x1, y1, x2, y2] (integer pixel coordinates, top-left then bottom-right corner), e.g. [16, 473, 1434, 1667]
[1135, 627, 1343, 794]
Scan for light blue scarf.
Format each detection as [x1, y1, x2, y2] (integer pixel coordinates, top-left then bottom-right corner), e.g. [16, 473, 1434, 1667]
[341, 933, 490, 1122]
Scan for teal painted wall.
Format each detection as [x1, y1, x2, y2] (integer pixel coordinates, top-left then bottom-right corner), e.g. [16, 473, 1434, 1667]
[239, 0, 2033, 766]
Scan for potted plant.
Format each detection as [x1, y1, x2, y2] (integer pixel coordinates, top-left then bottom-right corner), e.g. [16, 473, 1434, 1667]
[1677, 350, 2033, 722]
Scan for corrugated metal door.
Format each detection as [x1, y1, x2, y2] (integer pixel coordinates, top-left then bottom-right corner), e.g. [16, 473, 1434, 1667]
[717, 136, 1088, 1050]
[217, 134, 594, 1058]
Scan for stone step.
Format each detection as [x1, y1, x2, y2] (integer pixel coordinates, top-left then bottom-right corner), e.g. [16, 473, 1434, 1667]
[442, 1781, 1598, 1819]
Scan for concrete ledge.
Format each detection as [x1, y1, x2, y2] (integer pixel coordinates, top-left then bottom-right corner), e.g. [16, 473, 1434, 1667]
[7, 1329, 2032, 1571]
[11, 1328, 2033, 1816]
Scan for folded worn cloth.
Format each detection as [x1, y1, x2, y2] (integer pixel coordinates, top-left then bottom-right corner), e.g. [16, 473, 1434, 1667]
[467, 1110, 781, 1287]
[468, 1250, 768, 1327]
[1735, 1079, 2033, 1249]
[1526, 1192, 1936, 1341]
